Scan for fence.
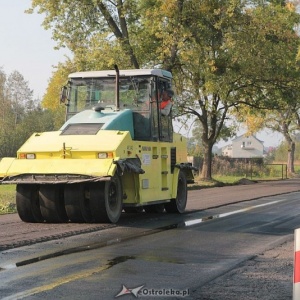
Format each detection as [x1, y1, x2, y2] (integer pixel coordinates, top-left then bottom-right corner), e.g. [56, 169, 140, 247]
[213, 157, 287, 180]
[190, 156, 288, 180]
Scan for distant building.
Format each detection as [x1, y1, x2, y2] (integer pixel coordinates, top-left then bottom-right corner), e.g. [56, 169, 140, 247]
[221, 135, 264, 158]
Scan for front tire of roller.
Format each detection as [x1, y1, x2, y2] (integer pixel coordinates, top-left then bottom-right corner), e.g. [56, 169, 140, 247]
[39, 184, 68, 223]
[89, 175, 123, 223]
[64, 184, 85, 222]
[64, 184, 93, 223]
[16, 184, 44, 223]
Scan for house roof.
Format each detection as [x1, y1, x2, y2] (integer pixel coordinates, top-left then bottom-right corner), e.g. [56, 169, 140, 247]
[220, 134, 264, 150]
[232, 134, 264, 144]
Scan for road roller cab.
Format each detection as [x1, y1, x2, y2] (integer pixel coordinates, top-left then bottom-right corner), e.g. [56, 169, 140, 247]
[0, 67, 194, 223]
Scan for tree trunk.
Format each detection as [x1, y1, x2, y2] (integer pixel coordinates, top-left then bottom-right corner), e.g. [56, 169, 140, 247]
[282, 121, 295, 175]
[287, 141, 295, 174]
[200, 141, 213, 180]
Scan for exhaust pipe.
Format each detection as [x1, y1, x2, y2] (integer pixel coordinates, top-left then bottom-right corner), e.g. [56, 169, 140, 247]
[114, 65, 120, 110]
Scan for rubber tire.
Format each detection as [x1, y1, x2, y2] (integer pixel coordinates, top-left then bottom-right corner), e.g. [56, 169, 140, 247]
[39, 184, 68, 223]
[64, 184, 93, 223]
[16, 184, 44, 223]
[165, 170, 187, 213]
[144, 203, 165, 213]
[89, 176, 123, 223]
[64, 184, 85, 222]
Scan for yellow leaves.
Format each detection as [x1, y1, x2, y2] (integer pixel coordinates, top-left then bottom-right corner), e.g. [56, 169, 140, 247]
[286, 2, 295, 12]
[235, 107, 266, 135]
[214, 8, 221, 16]
[208, 60, 218, 73]
[204, 81, 215, 93]
[244, 114, 265, 136]
[161, 0, 177, 17]
[42, 63, 71, 110]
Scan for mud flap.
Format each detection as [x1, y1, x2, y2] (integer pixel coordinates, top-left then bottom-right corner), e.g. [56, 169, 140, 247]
[114, 158, 145, 176]
[175, 163, 197, 184]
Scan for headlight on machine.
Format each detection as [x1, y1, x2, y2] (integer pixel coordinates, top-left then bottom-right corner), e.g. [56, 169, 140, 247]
[97, 152, 113, 159]
[19, 153, 36, 159]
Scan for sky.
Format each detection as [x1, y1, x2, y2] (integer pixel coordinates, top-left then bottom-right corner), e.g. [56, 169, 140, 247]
[0, 1, 69, 99]
[0, 1, 283, 148]
[218, 128, 284, 149]
[173, 120, 284, 149]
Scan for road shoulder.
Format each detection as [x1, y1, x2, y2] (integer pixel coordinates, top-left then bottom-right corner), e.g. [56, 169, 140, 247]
[192, 236, 294, 300]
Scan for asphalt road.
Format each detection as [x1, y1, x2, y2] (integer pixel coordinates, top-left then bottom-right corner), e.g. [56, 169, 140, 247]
[1, 178, 300, 250]
[186, 178, 300, 211]
[0, 180, 300, 299]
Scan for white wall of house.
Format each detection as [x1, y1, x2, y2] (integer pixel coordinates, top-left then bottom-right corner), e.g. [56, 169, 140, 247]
[222, 135, 264, 158]
[221, 145, 232, 157]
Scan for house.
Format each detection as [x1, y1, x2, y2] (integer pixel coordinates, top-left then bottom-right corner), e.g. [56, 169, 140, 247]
[221, 135, 264, 158]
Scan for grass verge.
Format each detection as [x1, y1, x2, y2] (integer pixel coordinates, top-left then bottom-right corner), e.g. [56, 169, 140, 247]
[0, 185, 16, 214]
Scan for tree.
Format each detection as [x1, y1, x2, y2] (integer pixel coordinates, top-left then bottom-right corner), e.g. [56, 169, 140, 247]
[6, 71, 34, 122]
[0, 69, 55, 157]
[0, 71, 34, 156]
[29, 0, 300, 181]
[15, 107, 55, 151]
[0, 68, 14, 157]
[239, 104, 300, 174]
[28, 0, 142, 69]
[172, 1, 300, 179]
[41, 61, 74, 128]
[234, 1, 300, 175]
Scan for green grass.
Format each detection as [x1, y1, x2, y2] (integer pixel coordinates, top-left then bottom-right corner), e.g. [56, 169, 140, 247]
[0, 185, 16, 214]
[213, 175, 281, 183]
[212, 175, 244, 184]
[190, 174, 283, 190]
[188, 175, 237, 190]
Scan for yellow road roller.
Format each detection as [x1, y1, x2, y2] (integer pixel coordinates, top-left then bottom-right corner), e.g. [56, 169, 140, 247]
[0, 66, 194, 223]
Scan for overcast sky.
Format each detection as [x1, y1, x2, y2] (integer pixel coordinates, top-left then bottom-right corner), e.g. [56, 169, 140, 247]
[0, 1, 283, 147]
[0, 1, 68, 99]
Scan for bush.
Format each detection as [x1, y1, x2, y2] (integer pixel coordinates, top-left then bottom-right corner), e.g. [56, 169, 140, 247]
[211, 156, 285, 179]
